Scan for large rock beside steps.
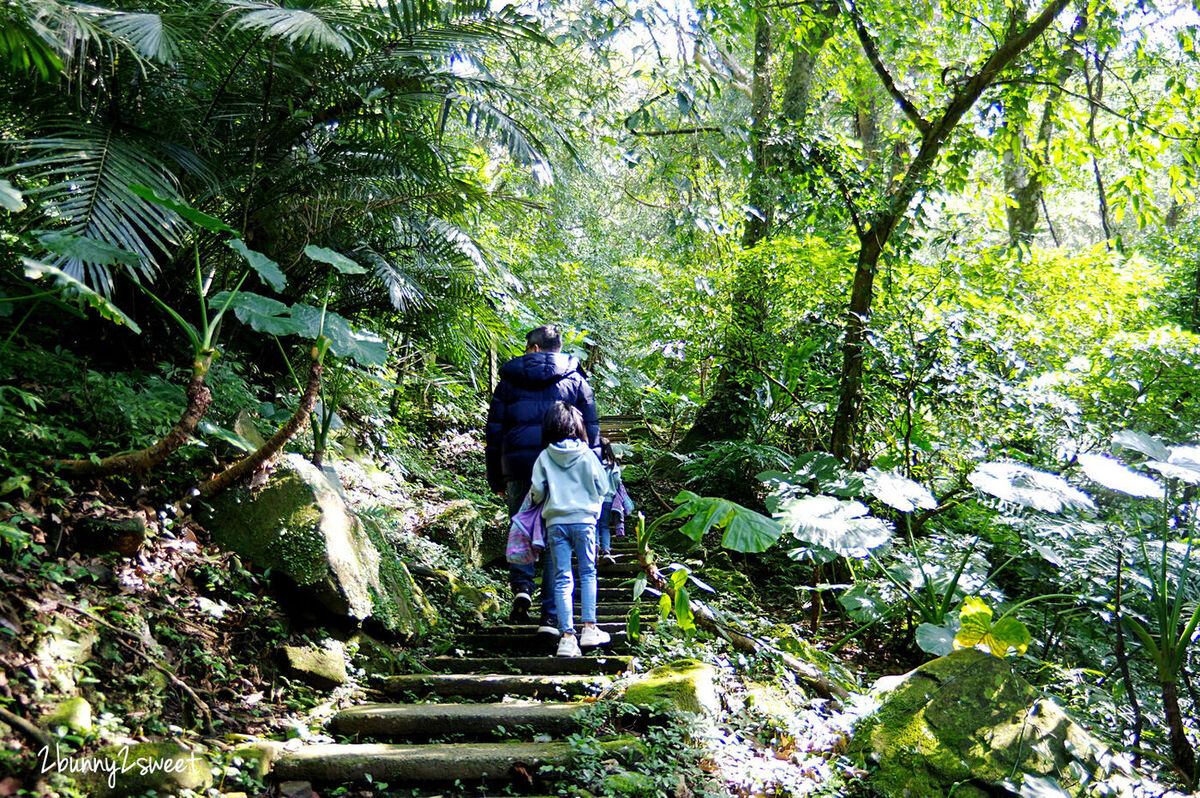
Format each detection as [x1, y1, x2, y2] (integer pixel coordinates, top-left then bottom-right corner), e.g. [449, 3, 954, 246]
[851, 648, 1134, 798]
[202, 454, 435, 638]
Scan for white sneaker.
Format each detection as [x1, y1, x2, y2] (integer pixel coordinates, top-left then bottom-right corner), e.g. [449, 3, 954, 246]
[579, 626, 611, 647]
[556, 634, 581, 657]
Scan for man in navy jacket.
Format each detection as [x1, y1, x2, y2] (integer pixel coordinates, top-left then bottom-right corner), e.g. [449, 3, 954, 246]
[486, 324, 600, 631]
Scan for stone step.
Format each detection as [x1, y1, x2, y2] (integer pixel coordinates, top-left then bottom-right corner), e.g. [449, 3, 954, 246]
[597, 561, 643, 576]
[418, 656, 633, 675]
[274, 738, 639, 784]
[460, 631, 628, 654]
[481, 622, 627, 636]
[332, 701, 591, 738]
[376, 672, 608, 699]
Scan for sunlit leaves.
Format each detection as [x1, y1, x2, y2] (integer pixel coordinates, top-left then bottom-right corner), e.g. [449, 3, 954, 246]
[954, 596, 1031, 658]
[0, 179, 25, 211]
[1112, 430, 1170, 462]
[865, 468, 936, 512]
[968, 462, 1095, 513]
[776, 495, 892, 558]
[1077, 453, 1163, 499]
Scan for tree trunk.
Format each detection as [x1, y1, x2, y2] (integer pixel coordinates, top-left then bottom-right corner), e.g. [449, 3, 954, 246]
[829, 0, 1071, 462]
[1162, 679, 1196, 785]
[1005, 17, 1085, 246]
[679, 5, 835, 451]
[678, 9, 774, 451]
[193, 347, 323, 500]
[57, 355, 214, 477]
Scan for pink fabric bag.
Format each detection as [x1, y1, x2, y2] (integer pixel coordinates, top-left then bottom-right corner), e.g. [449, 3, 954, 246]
[505, 492, 545, 565]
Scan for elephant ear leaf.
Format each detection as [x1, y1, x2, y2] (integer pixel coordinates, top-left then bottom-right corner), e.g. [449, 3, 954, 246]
[22, 258, 141, 333]
[214, 291, 305, 336]
[228, 239, 286, 292]
[304, 244, 368, 274]
[129, 184, 235, 233]
[954, 596, 1030, 657]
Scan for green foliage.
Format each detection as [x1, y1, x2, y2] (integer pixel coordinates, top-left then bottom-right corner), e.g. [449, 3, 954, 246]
[648, 490, 783, 554]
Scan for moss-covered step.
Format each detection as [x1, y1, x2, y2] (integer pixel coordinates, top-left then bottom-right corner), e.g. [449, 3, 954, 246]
[274, 737, 642, 784]
[418, 655, 633, 675]
[459, 631, 628, 654]
[376, 672, 609, 699]
[331, 701, 593, 738]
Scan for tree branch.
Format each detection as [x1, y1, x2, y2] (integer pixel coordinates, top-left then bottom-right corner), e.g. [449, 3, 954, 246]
[626, 126, 723, 137]
[842, 0, 931, 135]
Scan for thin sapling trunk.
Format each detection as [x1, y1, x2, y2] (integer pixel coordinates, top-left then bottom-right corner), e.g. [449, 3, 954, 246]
[193, 346, 323, 500]
[56, 353, 215, 477]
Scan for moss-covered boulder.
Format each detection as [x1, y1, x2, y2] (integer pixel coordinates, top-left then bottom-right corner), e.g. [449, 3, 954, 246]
[420, 499, 486, 566]
[32, 615, 97, 696]
[851, 648, 1132, 798]
[202, 454, 434, 638]
[601, 770, 659, 796]
[42, 696, 93, 735]
[623, 659, 720, 717]
[282, 639, 348, 689]
[84, 741, 211, 797]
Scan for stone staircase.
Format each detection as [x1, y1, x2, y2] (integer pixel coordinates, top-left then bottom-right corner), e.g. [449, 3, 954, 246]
[274, 539, 652, 794]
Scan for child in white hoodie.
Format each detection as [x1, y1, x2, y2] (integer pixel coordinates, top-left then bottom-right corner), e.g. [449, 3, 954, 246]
[530, 402, 611, 657]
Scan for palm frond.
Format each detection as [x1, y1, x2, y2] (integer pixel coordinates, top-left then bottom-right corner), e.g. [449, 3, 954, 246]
[7, 122, 187, 292]
[222, 0, 357, 56]
[0, 7, 64, 79]
[95, 9, 180, 63]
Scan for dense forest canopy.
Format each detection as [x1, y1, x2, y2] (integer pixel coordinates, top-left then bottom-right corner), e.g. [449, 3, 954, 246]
[2, 0, 1200, 794]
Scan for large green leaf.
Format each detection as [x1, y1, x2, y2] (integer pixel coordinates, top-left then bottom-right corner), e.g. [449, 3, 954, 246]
[655, 491, 783, 554]
[128, 184, 235, 233]
[215, 291, 306, 337]
[312, 309, 388, 366]
[916, 622, 956, 656]
[304, 244, 368, 274]
[0, 179, 25, 212]
[968, 462, 1094, 513]
[954, 596, 1030, 658]
[228, 240, 286, 292]
[776, 495, 891, 557]
[22, 258, 141, 333]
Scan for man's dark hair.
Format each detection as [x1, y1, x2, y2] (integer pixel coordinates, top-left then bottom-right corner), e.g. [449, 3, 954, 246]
[526, 324, 562, 352]
[542, 402, 586, 445]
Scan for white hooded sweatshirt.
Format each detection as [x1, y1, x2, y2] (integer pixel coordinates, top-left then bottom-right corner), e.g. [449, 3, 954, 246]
[529, 439, 608, 527]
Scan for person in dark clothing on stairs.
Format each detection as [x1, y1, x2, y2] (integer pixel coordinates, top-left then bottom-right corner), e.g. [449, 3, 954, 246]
[486, 324, 601, 633]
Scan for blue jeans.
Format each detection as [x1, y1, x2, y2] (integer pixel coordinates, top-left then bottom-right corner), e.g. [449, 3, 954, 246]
[597, 501, 613, 552]
[549, 522, 597, 636]
[507, 480, 555, 625]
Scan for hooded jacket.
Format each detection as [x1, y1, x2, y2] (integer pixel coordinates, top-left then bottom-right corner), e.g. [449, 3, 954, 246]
[529, 439, 608, 526]
[485, 351, 600, 492]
